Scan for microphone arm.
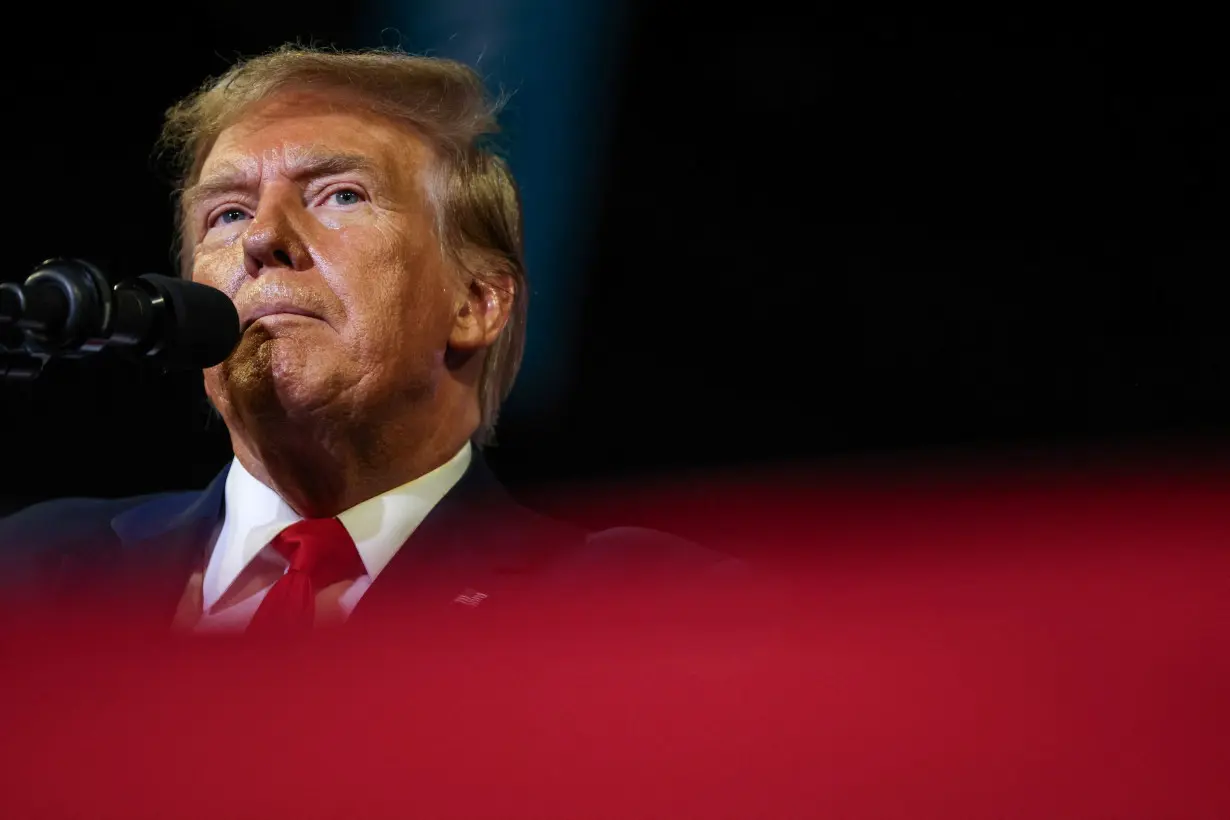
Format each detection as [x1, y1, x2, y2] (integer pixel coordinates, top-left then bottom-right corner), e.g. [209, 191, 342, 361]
[0, 258, 240, 381]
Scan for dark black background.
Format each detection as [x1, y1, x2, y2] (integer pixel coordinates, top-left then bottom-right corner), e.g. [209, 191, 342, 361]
[1, 9, 1225, 510]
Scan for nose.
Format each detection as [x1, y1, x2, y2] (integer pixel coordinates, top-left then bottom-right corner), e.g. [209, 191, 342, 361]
[241, 198, 312, 278]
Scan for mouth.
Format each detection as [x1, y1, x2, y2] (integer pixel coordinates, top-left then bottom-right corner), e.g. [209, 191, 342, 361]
[241, 304, 324, 331]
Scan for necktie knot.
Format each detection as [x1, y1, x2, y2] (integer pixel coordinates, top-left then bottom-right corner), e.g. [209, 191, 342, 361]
[248, 517, 365, 633]
[270, 517, 365, 588]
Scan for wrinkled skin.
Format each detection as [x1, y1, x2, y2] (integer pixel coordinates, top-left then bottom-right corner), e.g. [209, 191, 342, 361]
[187, 87, 511, 517]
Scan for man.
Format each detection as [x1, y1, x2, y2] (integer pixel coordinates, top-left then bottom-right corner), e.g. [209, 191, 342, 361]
[0, 46, 737, 634]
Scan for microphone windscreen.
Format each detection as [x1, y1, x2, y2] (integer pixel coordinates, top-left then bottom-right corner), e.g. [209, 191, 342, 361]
[138, 274, 240, 370]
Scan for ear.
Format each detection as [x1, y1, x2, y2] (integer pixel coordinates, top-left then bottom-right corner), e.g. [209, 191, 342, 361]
[449, 273, 515, 352]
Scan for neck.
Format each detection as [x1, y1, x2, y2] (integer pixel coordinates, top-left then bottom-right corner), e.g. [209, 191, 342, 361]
[226, 398, 476, 519]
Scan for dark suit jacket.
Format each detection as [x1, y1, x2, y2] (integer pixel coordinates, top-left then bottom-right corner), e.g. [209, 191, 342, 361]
[0, 454, 743, 632]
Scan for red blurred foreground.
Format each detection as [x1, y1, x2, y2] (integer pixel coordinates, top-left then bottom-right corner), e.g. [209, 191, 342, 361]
[3, 455, 1229, 818]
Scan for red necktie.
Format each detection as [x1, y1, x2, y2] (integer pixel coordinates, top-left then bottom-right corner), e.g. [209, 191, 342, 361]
[247, 518, 366, 633]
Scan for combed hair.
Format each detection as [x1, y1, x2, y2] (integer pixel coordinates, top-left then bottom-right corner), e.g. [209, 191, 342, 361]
[159, 45, 527, 446]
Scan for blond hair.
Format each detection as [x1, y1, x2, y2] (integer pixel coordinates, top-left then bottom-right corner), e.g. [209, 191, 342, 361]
[159, 45, 527, 446]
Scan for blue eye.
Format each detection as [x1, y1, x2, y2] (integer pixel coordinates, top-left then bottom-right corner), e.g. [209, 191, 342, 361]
[216, 208, 248, 226]
[330, 190, 362, 206]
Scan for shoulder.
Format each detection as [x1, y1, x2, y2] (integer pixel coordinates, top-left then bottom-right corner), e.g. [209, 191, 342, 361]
[0, 492, 192, 585]
[0, 496, 139, 543]
[518, 522, 788, 636]
[538, 522, 748, 584]
[584, 525, 745, 573]
[0, 492, 192, 538]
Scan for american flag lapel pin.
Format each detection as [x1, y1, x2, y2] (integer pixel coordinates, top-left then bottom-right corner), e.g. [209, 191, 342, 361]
[453, 588, 488, 607]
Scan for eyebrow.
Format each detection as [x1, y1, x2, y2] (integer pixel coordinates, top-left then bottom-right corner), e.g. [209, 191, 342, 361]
[182, 152, 385, 213]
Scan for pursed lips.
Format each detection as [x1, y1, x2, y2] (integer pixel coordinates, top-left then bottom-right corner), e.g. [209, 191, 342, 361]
[241, 303, 325, 330]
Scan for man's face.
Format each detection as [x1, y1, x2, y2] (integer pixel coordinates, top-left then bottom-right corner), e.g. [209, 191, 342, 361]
[189, 87, 460, 423]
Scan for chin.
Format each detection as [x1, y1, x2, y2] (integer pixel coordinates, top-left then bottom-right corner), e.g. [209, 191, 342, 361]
[227, 339, 353, 418]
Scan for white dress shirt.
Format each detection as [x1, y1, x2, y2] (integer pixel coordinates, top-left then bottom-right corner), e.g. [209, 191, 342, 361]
[194, 443, 472, 633]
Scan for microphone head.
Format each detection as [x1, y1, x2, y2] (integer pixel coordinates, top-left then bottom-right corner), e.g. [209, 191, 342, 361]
[134, 274, 240, 370]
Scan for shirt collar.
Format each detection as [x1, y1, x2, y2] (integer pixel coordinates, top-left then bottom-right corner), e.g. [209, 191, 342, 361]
[202, 443, 473, 613]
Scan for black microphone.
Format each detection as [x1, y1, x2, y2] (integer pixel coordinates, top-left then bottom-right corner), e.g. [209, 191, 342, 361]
[0, 258, 240, 379]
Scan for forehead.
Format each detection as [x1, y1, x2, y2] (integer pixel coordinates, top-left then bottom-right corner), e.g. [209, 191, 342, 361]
[199, 87, 433, 182]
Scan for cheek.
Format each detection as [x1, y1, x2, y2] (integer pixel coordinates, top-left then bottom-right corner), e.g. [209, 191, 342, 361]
[191, 235, 245, 293]
[329, 222, 446, 333]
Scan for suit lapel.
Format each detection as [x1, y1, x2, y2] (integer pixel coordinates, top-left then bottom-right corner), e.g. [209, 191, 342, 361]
[350, 454, 586, 623]
[107, 466, 229, 628]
